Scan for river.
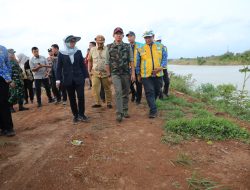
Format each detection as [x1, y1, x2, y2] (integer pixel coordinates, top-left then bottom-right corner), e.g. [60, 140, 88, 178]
[168, 65, 250, 93]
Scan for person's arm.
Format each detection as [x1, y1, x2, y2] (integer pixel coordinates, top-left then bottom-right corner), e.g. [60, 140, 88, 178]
[30, 59, 42, 72]
[56, 53, 63, 87]
[87, 50, 93, 74]
[79, 51, 88, 78]
[3, 47, 12, 82]
[105, 48, 111, 77]
[136, 50, 141, 82]
[161, 46, 168, 68]
[129, 46, 135, 82]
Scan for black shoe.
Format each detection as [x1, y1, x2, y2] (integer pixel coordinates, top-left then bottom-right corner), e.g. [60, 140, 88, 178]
[19, 106, 29, 111]
[0, 130, 7, 136]
[73, 117, 79, 124]
[149, 113, 157, 119]
[48, 99, 54, 103]
[5, 130, 16, 137]
[37, 103, 42, 107]
[107, 104, 113, 109]
[131, 94, 136, 102]
[92, 104, 102, 108]
[78, 115, 89, 122]
[136, 101, 141, 105]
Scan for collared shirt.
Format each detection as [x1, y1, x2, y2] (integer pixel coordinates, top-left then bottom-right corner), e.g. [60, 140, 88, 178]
[105, 41, 134, 66]
[0, 45, 12, 81]
[89, 46, 108, 77]
[30, 55, 48, 79]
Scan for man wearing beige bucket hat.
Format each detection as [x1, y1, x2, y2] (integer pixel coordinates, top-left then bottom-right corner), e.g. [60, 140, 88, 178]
[88, 35, 112, 109]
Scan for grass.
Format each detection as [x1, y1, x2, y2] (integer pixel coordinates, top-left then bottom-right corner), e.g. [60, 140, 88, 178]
[161, 131, 184, 145]
[186, 172, 227, 190]
[165, 117, 249, 141]
[174, 153, 193, 166]
[157, 94, 250, 143]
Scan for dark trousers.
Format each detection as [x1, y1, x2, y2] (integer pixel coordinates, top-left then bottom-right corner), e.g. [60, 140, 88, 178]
[34, 78, 52, 104]
[142, 77, 163, 114]
[130, 73, 142, 103]
[163, 69, 170, 95]
[61, 84, 67, 102]
[0, 76, 14, 132]
[66, 80, 85, 117]
[100, 81, 105, 101]
[24, 79, 34, 102]
[50, 76, 61, 101]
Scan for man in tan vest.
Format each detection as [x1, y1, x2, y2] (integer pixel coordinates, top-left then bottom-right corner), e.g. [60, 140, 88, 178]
[88, 35, 112, 109]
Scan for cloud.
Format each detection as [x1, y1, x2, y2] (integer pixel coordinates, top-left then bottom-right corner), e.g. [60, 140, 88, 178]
[0, 0, 250, 58]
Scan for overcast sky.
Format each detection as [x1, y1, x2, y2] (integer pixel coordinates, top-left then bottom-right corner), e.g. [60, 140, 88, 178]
[0, 0, 249, 59]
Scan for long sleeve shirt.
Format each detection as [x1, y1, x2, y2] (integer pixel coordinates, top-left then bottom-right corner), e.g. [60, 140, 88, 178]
[0, 45, 12, 81]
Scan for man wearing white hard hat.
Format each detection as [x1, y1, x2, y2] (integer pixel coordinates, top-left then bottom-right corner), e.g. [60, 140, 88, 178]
[136, 30, 167, 118]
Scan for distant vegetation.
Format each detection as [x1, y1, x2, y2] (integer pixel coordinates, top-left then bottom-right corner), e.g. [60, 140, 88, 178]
[169, 50, 250, 65]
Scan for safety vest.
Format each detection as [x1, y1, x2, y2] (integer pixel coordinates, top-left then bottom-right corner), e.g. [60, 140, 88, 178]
[138, 42, 164, 78]
[133, 42, 143, 66]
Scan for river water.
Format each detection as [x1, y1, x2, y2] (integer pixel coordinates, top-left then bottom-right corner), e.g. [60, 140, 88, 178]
[168, 65, 250, 93]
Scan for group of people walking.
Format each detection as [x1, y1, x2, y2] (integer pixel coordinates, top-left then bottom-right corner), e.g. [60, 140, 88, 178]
[0, 27, 170, 137]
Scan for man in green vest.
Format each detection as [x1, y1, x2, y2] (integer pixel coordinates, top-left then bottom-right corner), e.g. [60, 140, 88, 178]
[106, 27, 135, 122]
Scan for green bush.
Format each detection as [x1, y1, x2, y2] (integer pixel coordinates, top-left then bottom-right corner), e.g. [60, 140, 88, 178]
[165, 117, 250, 141]
[195, 83, 219, 102]
[170, 74, 195, 95]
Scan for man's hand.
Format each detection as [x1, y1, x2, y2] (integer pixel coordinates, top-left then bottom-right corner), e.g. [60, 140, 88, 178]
[152, 67, 163, 75]
[56, 80, 60, 89]
[10, 82, 16, 88]
[108, 76, 112, 84]
[131, 73, 136, 82]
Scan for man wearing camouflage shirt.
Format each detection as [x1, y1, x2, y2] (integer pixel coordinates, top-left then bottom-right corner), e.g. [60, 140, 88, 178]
[106, 27, 135, 122]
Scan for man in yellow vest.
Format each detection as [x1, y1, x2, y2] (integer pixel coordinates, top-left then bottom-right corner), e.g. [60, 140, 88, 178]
[136, 30, 167, 118]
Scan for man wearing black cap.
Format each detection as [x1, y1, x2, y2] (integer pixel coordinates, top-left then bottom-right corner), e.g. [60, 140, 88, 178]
[126, 31, 143, 105]
[106, 27, 135, 122]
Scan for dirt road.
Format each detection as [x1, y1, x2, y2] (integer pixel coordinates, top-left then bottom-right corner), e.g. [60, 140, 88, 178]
[0, 89, 249, 190]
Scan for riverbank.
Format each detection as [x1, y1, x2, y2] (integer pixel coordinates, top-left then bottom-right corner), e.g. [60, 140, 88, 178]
[169, 50, 250, 66]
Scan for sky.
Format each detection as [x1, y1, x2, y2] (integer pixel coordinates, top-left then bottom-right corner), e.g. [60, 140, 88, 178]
[0, 0, 250, 59]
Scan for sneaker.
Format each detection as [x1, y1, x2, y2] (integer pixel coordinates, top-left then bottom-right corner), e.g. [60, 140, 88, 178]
[5, 130, 16, 137]
[78, 115, 89, 122]
[73, 117, 79, 124]
[92, 104, 102, 108]
[149, 113, 157, 119]
[116, 113, 123, 122]
[30, 100, 34, 104]
[62, 101, 67, 105]
[23, 100, 28, 104]
[37, 103, 42, 108]
[123, 111, 130, 118]
[54, 100, 61, 105]
[107, 104, 113, 109]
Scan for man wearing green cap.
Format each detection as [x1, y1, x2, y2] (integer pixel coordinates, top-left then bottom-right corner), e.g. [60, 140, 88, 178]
[106, 27, 135, 122]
